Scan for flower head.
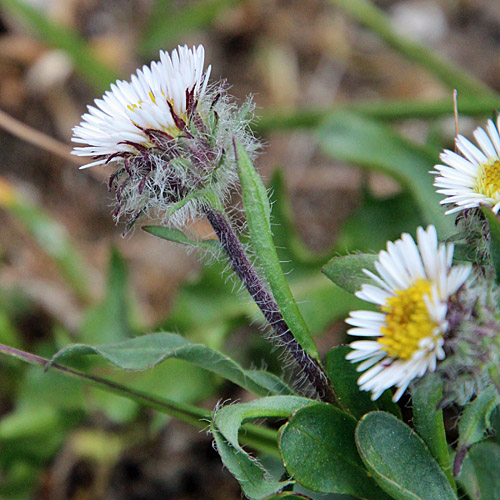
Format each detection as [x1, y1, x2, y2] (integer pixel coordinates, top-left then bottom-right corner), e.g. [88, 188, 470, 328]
[345, 226, 471, 401]
[72, 44, 257, 229]
[432, 118, 500, 215]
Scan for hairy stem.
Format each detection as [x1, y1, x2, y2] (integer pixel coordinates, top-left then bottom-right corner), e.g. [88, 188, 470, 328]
[204, 207, 336, 404]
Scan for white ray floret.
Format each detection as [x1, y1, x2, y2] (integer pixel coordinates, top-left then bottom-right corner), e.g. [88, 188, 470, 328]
[432, 118, 500, 214]
[345, 226, 471, 401]
[71, 45, 211, 168]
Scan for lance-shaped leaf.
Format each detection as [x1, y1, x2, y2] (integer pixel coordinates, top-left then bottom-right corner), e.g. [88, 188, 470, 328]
[214, 396, 316, 453]
[279, 403, 388, 499]
[454, 385, 500, 476]
[47, 332, 294, 397]
[322, 254, 377, 295]
[457, 441, 500, 500]
[212, 424, 290, 500]
[235, 141, 319, 360]
[142, 225, 220, 251]
[356, 412, 458, 500]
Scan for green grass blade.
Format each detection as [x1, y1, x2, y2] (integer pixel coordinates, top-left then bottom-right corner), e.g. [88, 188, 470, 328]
[140, 0, 238, 56]
[329, 0, 494, 97]
[255, 95, 500, 134]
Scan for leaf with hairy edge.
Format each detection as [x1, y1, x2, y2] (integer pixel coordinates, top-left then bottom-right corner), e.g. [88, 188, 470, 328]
[457, 441, 500, 500]
[142, 225, 220, 251]
[46, 333, 294, 397]
[454, 385, 500, 476]
[322, 254, 377, 295]
[214, 396, 316, 453]
[212, 424, 290, 500]
[318, 112, 454, 238]
[482, 207, 500, 284]
[279, 403, 388, 499]
[325, 345, 400, 419]
[356, 412, 457, 500]
[235, 141, 319, 360]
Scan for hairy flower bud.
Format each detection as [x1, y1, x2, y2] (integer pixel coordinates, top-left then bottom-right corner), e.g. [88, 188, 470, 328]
[72, 45, 258, 230]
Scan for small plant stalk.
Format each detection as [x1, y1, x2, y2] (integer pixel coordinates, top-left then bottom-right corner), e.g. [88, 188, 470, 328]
[204, 207, 336, 403]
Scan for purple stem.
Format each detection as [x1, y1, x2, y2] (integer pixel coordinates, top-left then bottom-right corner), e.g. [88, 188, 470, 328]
[204, 208, 336, 403]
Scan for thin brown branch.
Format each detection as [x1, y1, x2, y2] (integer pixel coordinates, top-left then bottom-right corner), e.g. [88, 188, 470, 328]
[0, 108, 107, 180]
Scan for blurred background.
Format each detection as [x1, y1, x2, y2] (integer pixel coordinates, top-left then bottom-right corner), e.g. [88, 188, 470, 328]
[0, 0, 499, 498]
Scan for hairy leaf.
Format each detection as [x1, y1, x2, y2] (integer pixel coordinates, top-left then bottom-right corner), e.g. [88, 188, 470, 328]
[47, 332, 294, 397]
[356, 412, 457, 500]
[279, 403, 388, 499]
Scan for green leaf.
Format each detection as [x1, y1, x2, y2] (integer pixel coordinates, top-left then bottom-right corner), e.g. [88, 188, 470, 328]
[317, 112, 454, 238]
[215, 396, 315, 453]
[47, 332, 294, 397]
[212, 396, 318, 499]
[279, 403, 388, 499]
[236, 141, 319, 360]
[322, 253, 377, 295]
[482, 207, 500, 284]
[411, 375, 455, 490]
[0, 0, 119, 93]
[325, 345, 400, 419]
[454, 385, 500, 476]
[142, 225, 220, 251]
[457, 441, 500, 500]
[79, 248, 131, 344]
[212, 424, 289, 500]
[356, 412, 458, 500]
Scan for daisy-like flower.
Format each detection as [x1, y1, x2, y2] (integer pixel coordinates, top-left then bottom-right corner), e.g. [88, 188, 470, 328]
[72, 45, 211, 168]
[71, 44, 257, 229]
[345, 226, 471, 401]
[432, 118, 500, 214]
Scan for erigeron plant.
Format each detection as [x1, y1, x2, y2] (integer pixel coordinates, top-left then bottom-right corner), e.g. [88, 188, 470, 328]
[2, 44, 500, 500]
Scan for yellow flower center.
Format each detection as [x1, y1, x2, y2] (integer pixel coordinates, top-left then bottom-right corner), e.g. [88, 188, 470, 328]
[475, 159, 500, 199]
[379, 279, 438, 360]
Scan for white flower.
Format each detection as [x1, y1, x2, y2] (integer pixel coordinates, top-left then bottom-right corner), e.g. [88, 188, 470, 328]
[71, 45, 211, 169]
[432, 118, 500, 214]
[345, 226, 471, 401]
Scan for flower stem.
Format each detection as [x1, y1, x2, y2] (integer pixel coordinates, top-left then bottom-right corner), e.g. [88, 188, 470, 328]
[204, 207, 336, 404]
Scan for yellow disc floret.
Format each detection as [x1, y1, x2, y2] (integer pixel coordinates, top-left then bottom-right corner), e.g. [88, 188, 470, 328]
[475, 159, 500, 199]
[379, 279, 438, 359]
